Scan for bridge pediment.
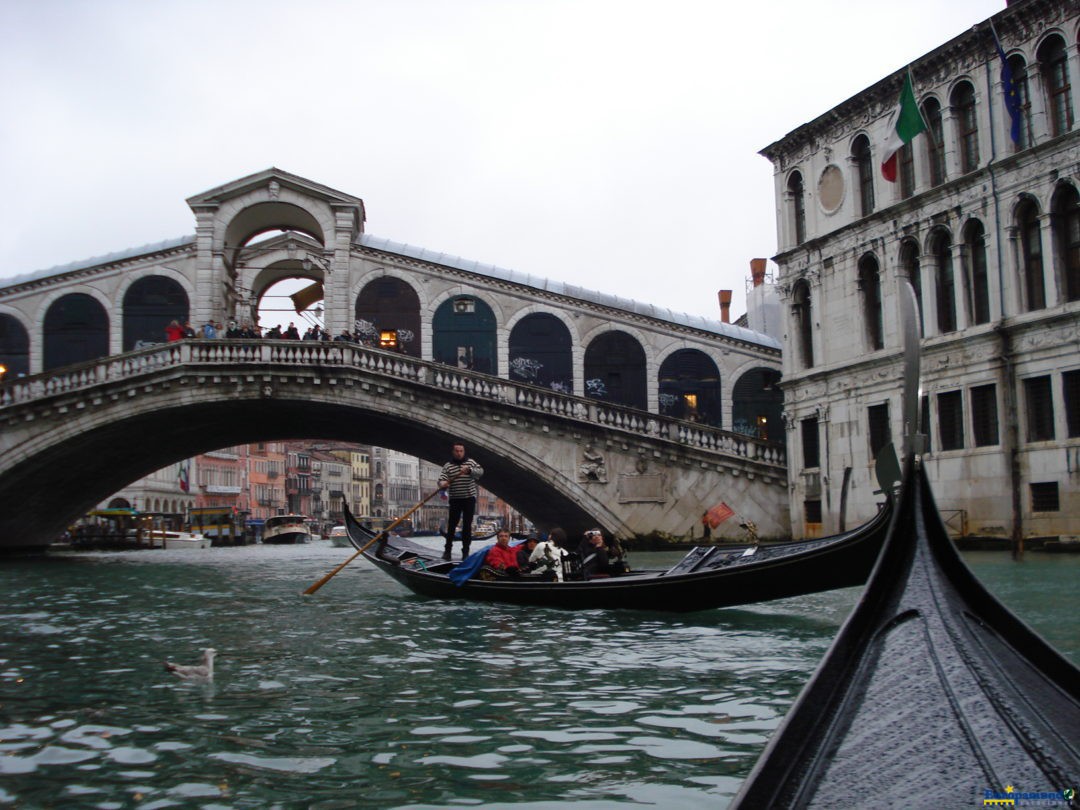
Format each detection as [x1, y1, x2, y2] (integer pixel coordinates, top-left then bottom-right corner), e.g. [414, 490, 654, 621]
[186, 167, 365, 211]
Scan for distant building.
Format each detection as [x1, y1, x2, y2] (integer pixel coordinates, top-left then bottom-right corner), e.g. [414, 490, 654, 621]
[760, 0, 1079, 540]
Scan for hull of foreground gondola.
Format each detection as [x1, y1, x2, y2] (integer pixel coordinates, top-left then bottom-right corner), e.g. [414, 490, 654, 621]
[730, 457, 1080, 809]
[344, 502, 892, 613]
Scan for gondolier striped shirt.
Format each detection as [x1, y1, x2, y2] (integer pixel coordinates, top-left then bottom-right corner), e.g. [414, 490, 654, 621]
[440, 459, 483, 499]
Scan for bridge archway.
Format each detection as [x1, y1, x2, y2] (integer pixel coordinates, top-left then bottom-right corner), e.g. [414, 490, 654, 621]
[732, 367, 784, 442]
[433, 295, 497, 373]
[508, 312, 573, 392]
[583, 330, 647, 410]
[355, 277, 421, 357]
[224, 202, 327, 273]
[122, 276, 189, 350]
[0, 312, 30, 377]
[43, 293, 110, 371]
[658, 349, 722, 426]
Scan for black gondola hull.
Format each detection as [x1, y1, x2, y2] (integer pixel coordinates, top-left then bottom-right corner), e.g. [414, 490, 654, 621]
[731, 458, 1080, 807]
[344, 503, 892, 613]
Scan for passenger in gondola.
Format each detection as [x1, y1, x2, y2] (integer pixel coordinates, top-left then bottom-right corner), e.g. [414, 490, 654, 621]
[485, 529, 520, 575]
[578, 528, 625, 578]
[516, 533, 540, 571]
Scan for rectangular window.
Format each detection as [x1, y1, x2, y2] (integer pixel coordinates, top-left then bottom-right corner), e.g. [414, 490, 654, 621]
[970, 384, 999, 447]
[801, 417, 820, 469]
[804, 499, 822, 524]
[1023, 376, 1055, 442]
[1030, 482, 1060, 512]
[868, 403, 891, 459]
[937, 390, 965, 451]
[1065, 370, 1080, 438]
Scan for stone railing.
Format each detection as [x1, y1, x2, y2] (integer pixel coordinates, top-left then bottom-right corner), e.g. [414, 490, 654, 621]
[0, 340, 786, 468]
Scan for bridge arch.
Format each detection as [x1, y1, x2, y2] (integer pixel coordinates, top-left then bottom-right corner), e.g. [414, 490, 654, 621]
[354, 276, 422, 358]
[731, 366, 784, 442]
[506, 311, 574, 393]
[121, 275, 191, 351]
[0, 308, 32, 378]
[41, 290, 111, 371]
[583, 329, 648, 410]
[656, 348, 723, 427]
[431, 292, 501, 375]
[220, 199, 331, 268]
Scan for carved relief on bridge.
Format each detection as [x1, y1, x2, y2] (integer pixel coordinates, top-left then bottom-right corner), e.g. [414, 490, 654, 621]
[578, 442, 608, 483]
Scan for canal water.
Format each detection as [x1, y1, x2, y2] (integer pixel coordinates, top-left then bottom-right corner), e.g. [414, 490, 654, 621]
[1, 542, 1077, 809]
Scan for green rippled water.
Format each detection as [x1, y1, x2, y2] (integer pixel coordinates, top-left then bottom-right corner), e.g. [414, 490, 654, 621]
[0, 543, 1075, 808]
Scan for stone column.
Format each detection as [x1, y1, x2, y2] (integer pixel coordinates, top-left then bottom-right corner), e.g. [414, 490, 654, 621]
[191, 207, 218, 330]
[920, 250, 940, 338]
[950, 241, 969, 331]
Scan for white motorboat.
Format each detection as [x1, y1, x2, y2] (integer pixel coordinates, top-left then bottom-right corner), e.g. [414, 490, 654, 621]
[262, 514, 311, 545]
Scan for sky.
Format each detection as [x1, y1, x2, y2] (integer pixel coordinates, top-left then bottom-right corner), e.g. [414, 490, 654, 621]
[0, 0, 1005, 325]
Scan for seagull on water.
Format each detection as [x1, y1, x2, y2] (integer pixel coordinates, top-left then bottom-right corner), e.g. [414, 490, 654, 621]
[164, 648, 216, 681]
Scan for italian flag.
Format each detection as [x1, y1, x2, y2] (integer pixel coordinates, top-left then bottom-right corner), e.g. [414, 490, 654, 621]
[881, 71, 927, 182]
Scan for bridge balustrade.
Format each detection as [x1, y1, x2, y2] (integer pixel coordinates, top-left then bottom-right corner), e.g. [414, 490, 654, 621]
[0, 340, 785, 468]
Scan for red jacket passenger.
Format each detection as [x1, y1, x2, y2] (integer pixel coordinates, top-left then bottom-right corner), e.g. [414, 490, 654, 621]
[485, 541, 520, 571]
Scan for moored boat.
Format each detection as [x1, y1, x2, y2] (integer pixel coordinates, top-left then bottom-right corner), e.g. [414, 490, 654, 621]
[729, 454, 1080, 807]
[261, 514, 311, 545]
[343, 499, 893, 613]
[156, 530, 211, 550]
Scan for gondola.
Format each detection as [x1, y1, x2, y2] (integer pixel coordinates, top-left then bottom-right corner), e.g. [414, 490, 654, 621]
[730, 453, 1080, 807]
[342, 497, 893, 613]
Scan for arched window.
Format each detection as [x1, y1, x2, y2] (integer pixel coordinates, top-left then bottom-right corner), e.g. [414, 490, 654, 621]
[0, 314, 30, 377]
[898, 141, 916, 200]
[858, 254, 884, 350]
[952, 81, 980, 173]
[787, 171, 806, 245]
[923, 98, 946, 187]
[432, 295, 497, 373]
[965, 220, 991, 325]
[932, 231, 957, 333]
[1051, 184, 1080, 302]
[1008, 54, 1034, 149]
[791, 280, 814, 369]
[1017, 199, 1046, 311]
[355, 277, 421, 358]
[508, 313, 573, 393]
[899, 239, 924, 332]
[43, 293, 110, 371]
[583, 331, 647, 410]
[853, 135, 875, 216]
[658, 349, 722, 427]
[1039, 35, 1074, 137]
[122, 276, 188, 351]
[731, 368, 783, 442]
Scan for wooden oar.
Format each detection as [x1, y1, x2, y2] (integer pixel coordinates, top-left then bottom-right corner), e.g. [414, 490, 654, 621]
[303, 473, 460, 595]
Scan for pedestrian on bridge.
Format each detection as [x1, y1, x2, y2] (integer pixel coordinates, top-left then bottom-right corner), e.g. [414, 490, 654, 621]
[439, 442, 484, 561]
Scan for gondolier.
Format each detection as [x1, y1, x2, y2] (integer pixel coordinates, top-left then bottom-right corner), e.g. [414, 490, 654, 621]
[439, 441, 484, 561]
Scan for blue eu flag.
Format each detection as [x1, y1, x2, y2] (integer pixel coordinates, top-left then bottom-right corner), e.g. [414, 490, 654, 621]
[993, 27, 1022, 145]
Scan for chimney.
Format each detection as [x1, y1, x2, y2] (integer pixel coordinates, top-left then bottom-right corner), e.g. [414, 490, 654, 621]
[750, 258, 767, 288]
[718, 290, 732, 323]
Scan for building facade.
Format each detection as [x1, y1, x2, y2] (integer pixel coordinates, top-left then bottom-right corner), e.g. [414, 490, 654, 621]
[761, 0, 1079, 541]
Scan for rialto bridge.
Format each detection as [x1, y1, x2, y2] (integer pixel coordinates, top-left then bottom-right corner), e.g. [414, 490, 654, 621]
[0, 168, 786, 550]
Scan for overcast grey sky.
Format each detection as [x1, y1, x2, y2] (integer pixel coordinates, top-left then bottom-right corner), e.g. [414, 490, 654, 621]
[1, 0, 1003, 323]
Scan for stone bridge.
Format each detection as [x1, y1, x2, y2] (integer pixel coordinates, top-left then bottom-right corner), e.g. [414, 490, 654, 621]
[0, 340, 788, 551]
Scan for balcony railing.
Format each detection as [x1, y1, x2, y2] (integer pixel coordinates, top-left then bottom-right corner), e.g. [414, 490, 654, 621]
[0, 339, 786, 469]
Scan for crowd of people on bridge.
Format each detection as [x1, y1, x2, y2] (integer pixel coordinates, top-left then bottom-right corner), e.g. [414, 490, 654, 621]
[164, 319, 392, 349]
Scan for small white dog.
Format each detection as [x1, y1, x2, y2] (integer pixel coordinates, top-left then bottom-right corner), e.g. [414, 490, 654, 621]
[164, 648, 216, 681]
[529, 541, 568, 581]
